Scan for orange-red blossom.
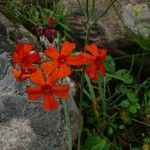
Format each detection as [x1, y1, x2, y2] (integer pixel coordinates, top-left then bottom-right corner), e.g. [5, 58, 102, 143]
[41, 41, 83, 78]
[12, 43, 41, 81]
[80, 43, 107, 80]
[26, 70, 69, 111]
[12, 41, 107, 111]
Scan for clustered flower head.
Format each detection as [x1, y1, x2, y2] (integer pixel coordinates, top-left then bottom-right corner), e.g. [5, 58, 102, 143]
[12, 41, 107, 111]
[132, 4, 142, 14]
[36, 16, 57, 43]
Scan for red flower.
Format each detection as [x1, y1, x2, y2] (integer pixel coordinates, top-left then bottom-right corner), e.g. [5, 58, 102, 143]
[41, 41, 83, 77]
[26, 70, 69, 111]
[12, 43, 41, 80]
[48, 16, 55, 28]
[80, 44, 107, 80]
[36, 16, 57, 43]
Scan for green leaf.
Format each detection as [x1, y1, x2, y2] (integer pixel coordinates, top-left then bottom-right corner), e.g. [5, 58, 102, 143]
[133, 34, 150, 51]
[120, 100, 130, 108]
[115, 85, 128, 94]
[119, 124, 125, 130]
[91, 139, 109, 150]
[106, 69, 133, 84]
[81, 135, 109, 150]
[104, 55, 115, 73]
[129, 105, 138, 114]
[84, 74, 96, 101]
[127, 90, 137, 103]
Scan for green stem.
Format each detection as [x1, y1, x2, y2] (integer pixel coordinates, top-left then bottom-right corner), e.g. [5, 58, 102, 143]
[132, 119, 150, 127]
[86, 0, 89, 17]
[98, 73, 106, 118]
[92, 0, 96, 18]
[93, 0, 117, 23]
[84, 24, 92, 48]
[77, 68, 84, 150]
[114, 53, 150, 61]
[137, 50, 146, 80]
[76, 0, 86, 16]
[62, 100, 72, 150]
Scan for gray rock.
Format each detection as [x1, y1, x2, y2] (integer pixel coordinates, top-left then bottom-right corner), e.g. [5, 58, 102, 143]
[62, 0, 150, 48]
[0, 12, 41, 52]
[0, 12, 79, 150]
[0, 118, 36, 150]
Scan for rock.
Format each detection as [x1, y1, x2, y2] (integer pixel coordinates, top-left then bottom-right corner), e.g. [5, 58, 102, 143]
[0, 12, 41, 52]
[62, 0, 150, 49]
[0, 13, 79, 150]
[0, 118, 36, 150]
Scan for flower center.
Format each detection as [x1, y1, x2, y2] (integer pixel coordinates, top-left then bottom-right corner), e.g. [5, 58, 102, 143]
[22, 58, 29, 64]
[58, 55, 66, 64]
[95, 57, 102, 66]
[42, 84, 52, 94]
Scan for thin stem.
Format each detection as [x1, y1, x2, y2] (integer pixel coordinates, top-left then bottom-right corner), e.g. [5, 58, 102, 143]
[77, 70, 84, 150]
[98, 73, 106, 118]
[135, 77, 150, 95]
[129, 54, 135, 73]
[86, 0, 89, 17]
[103, 77, 106, 114]
[62, 100, 72, 150]
[93, 0, 117, 23]
[92, 0, 96, 18]
[137, 50, 146, 80]
[76, 0, 86, 16]
[84, 24, 92, 49]
[132, 119, 150, 127]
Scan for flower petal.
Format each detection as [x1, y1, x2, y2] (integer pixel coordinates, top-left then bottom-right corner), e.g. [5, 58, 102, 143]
[66, 55, 84, 66]
[99, 49, 107, 60]
[52, 85, 70, 99]
[43, 94, 59, 111]
[41, 61, 58, 75]
[29, 70, 45, 87]
[12, 52, 22, 64]
[26, 86, 42, 100]
[47, 69, 59, 86]
[28, 51, 41, 63]
[58, 64, 71, 77]
[79, 52, 94, 64]
[12, 69, 29, 81]
[61, 41, 76, 56]
[16, 43, 33, 58]
[85, 44, 99, 57]
[45, 46, 59, 59]
[85, 64, 98, 80]
[99, 64, 106, 76]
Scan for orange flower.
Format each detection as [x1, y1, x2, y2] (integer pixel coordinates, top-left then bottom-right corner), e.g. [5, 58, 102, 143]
[41, 41, 82, 77]
[12, 43, 41, 80]
[80, 44, 107, 80]
[26, 70, 70, 111]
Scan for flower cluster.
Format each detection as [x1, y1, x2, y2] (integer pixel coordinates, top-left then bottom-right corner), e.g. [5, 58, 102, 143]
[12, 41, 107, 111]
[36, 16, 57, 43]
